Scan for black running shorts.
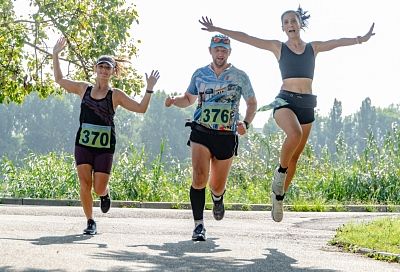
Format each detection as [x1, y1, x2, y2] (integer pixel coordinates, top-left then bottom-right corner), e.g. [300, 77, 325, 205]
[273, 90, 317, 124]
[187, 125, 238, 160]
[74, 145, 114, 174]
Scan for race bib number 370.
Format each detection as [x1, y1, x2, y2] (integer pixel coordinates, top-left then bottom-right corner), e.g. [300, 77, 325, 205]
[200, 103, 232, 126]
[79, 123, 111, 148]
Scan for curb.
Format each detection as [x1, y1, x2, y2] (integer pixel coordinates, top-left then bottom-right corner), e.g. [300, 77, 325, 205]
[1, 198, 399, 212]
[334, 243, 400, 264]
[357, 247, 400, 263]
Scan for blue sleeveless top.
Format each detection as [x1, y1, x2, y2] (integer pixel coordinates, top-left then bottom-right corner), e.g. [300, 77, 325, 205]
[187, 64, 255, 132]
[278, 42, 315, 80]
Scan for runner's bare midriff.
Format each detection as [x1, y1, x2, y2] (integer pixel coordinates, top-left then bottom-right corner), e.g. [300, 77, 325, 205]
[281, 78, 313, 94]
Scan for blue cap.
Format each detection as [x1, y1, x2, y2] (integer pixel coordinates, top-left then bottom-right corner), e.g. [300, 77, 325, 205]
[210, 34, 231, 49]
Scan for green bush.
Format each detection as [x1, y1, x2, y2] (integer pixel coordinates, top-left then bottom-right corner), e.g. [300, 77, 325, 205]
[1, 129, 400, 205]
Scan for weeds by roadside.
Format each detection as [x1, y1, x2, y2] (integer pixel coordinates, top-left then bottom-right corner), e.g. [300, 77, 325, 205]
[330, 216, 400, 262]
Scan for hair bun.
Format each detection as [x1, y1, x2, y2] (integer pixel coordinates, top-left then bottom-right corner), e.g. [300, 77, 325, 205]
[297, 5, 310, 28]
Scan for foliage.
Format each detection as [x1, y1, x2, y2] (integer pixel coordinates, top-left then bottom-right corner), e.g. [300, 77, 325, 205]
[1, 94, 400, 205]
[2, 91, 400, 167]
[0, 152, 78, 198]
[1, 126, 400, 205]
[137, 91, 194, 162]
[0, 0, 142, 104]
[0, 93, 81, 160]
[227, 132, 280, 204]
[330, 216, 400, 259]
[0, 90, 196, 163]
[0, 146, 192, 202]
[111, 143, 191, 202]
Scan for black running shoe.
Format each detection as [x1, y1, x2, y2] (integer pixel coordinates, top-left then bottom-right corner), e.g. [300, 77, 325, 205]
[192, 224, 206, 241]
[100, 193, 111, 213]
[212, 195, 225, 221]
[83, 219, 97, 235]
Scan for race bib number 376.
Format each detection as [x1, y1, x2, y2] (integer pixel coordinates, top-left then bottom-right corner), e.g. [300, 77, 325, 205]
[79, 123, 111, 148]
[200, 103, 232, 126]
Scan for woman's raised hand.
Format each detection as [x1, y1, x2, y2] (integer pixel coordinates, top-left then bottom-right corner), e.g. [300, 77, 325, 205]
[199, 16, 217, 32]
[361, 23, 375, 43]
[145, 70, 160, 91]
[53, 37, 67, 56]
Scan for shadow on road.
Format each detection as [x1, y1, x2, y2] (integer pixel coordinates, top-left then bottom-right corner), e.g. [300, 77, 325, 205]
[129, 237, 230, 257]
[89, 240, 338, 272]
[0, 267, 67, 272]
[0, 233, 107, 248]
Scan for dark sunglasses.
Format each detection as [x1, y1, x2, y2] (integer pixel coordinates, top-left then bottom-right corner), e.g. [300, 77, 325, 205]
[97, 64, 113, 70]
[212, 36, 230, 44]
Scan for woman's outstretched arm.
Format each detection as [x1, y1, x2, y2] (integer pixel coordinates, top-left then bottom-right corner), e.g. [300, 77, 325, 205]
[313, 23, 375, 54]
[52, 37, 88, 96]
[199, 16, 281, 54]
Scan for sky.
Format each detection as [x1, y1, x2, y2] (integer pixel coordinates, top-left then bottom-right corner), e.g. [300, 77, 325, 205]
[132, 0, 398, 127]
[13, 0, 399, 128]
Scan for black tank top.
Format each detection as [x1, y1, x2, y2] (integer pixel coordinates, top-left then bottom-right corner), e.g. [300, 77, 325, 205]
[75, 86, 116, 153]
[279, 42, 315, 79]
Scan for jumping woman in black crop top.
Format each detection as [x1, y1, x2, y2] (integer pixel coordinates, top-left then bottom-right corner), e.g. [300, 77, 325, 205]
[199, 7, 375, 222]
[52, 37, 160, 234]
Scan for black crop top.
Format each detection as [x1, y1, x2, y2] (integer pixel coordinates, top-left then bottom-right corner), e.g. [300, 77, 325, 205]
[75, 86, 116, 153]
[278, 42, 315, 80]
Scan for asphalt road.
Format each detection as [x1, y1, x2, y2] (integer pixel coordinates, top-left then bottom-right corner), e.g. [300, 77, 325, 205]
[0, 205, 399, 272]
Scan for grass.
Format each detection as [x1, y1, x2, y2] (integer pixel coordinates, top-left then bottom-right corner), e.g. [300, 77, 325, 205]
[1, 130, 400, 206]
[330, 216, 400, 262]
[291, 197, 328, 212]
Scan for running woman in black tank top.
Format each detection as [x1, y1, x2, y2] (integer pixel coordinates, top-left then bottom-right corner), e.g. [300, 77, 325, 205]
[200, 7, 374, 222]
[52, 37, 160, 235]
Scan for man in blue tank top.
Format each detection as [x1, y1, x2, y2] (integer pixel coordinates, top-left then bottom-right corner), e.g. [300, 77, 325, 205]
[165, 34, 257, 241]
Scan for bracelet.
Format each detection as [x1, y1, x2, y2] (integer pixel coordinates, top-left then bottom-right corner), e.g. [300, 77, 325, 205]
[243, 120, 250, 129]
[356, 36, 361, 44]
[146, 89, 154, 94]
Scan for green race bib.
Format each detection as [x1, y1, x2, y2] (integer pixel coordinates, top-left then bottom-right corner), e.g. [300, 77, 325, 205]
[200, 103, 232, 126]
[79, 123, 111, 148]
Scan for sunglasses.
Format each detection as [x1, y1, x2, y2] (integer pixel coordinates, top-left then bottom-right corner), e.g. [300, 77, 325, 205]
[212, 36, 230, 44]
[97, 64, 113, 71]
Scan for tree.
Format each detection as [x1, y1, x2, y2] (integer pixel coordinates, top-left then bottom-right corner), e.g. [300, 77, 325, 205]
[1, 0, 143, 104]
[326, 98, 343, 153]
[18, 93, 80, 154]
[138, 91, 194, 162]
[308, 111, 327, 156]
[0, 93, 80, 159]
[262, 113, 279, 135]
[356, 97, 376, 151]
[0, 102, 23, 159]
[374, 105, 400, 143]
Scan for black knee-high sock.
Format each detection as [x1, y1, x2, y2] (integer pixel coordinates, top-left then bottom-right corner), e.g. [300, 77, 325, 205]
[190, 186, 205, 221]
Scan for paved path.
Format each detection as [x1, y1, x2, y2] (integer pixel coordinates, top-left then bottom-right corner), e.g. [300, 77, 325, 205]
[0, 205, 399, 272]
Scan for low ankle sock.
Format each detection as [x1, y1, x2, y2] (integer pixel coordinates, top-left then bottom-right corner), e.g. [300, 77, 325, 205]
[211, 190, 225, 202]
[194, 219, 204, 228]
[190, 186, 205, 221]
[212, 194, 222, 202]
[278, 165, 288, 173]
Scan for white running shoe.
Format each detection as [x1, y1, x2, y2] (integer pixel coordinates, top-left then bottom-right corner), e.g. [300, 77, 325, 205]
[271, 192, 285, 222]
[271, 167, 286, 222]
